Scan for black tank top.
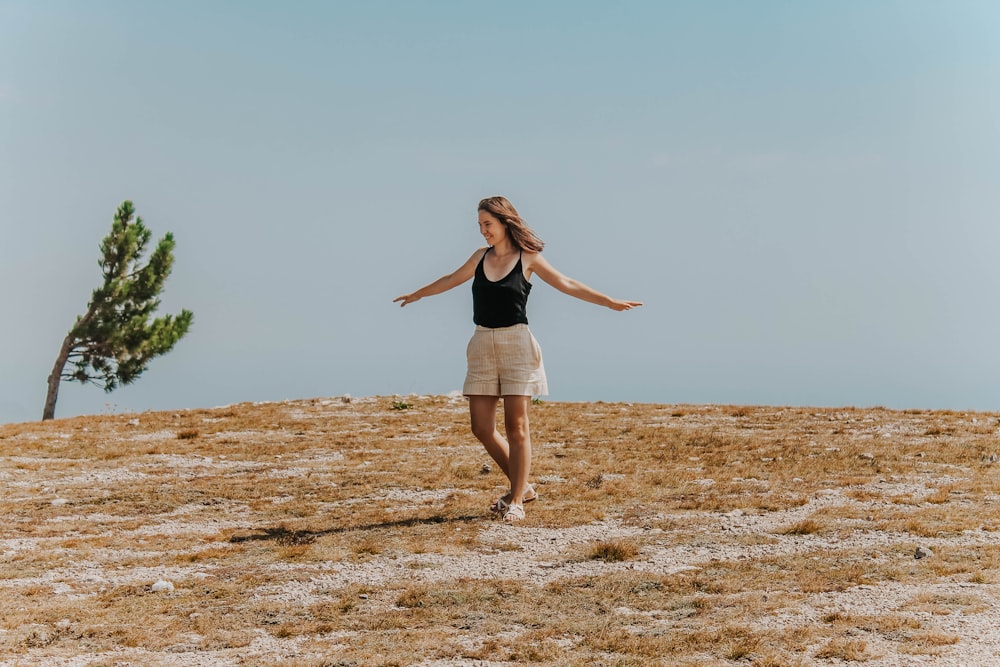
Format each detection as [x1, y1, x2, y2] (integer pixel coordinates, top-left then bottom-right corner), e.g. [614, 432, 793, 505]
[472, 248, 531, 328]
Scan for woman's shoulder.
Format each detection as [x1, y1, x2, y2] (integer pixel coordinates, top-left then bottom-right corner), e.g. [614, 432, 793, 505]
[465, 246, 489, 259]
[462, 247, 490, 267]
[519, 248, 543, 265]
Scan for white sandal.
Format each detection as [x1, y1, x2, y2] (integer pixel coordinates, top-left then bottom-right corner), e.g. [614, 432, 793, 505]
[502, 503, 525, 523]
[489, 485, 537, 514]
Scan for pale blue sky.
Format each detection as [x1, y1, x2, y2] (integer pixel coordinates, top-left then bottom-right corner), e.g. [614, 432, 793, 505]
[2, 1, 999, 424]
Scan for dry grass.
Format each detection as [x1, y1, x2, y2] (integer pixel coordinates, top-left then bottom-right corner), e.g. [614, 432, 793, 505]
[585, 539, 641, 562]
[1, 396, 999, 665]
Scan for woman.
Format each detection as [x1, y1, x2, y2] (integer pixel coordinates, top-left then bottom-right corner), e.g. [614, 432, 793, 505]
[394, 196, 642, 522]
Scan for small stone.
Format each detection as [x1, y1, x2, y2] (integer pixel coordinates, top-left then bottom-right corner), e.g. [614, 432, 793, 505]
[859, 453, 876, 461]
[341, 394, 352, 403]
[359, 593, 369, 600]
[914, 546, 933, 560]
[151, 580, 174, 593]
[480, 463, 492, 474]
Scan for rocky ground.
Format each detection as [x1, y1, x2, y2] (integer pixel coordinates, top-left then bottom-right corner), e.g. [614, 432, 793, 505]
[1, 395, 998, 666]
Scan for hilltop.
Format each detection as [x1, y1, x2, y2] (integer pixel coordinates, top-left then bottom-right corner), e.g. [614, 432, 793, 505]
[1, 395, 998, 666]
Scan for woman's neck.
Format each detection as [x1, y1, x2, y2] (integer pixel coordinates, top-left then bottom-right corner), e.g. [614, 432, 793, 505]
[491, 238, 517, 257]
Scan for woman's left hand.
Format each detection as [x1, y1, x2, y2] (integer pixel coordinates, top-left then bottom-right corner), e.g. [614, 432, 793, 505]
[609, 300, 643, 311]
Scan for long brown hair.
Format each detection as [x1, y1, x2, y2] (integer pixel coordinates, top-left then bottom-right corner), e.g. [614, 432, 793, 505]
[478, 196, 544, 252]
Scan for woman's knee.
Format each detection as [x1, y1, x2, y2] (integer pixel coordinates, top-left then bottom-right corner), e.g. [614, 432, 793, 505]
[470, 420, 495, 443]
[468, 396, 499, 442]
[504, 414, 530, 444]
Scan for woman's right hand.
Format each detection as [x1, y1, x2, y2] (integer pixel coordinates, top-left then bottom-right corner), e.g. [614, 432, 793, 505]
[393, 294, 420, 307]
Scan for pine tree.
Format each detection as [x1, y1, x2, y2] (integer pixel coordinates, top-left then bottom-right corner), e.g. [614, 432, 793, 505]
[43, 201, 194, 420]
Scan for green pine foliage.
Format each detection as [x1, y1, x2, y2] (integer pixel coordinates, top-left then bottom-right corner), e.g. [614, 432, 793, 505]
[43, 201, 193, 420]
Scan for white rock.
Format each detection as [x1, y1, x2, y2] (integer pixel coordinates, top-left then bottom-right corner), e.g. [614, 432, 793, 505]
[151, 580, 174, 593]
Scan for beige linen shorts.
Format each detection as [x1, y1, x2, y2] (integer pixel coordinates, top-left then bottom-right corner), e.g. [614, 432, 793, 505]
[463, 324, 548, 397]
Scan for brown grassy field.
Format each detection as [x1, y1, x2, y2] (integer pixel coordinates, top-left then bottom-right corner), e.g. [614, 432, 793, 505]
[1, 395, 998, 666]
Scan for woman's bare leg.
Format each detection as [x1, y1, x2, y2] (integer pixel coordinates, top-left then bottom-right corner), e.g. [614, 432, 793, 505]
[502, 395, 531, 506]
[469, 395, 510, 478]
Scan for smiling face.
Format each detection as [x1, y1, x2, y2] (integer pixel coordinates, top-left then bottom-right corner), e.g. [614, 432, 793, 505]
[478, 210, 507, 247]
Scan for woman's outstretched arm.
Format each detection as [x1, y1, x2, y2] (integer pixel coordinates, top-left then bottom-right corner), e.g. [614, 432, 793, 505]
[393, 249, 485, 307]
[527, 253, 643, 311]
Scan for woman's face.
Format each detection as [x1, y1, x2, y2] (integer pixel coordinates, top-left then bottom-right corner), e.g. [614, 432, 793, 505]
[478, 210, 507, 247]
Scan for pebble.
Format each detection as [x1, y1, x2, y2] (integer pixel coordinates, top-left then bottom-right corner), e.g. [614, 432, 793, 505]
[151, 580, 174, 593]
[914, 546, 934, 560]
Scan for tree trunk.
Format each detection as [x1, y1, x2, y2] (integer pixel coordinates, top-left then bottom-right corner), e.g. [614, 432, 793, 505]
[43, 333, 76, 421]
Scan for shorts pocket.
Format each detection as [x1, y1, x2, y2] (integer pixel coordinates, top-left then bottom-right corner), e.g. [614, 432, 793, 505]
[529, 333, 543, 365]
[465, 334, 476, 362]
